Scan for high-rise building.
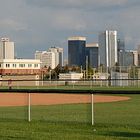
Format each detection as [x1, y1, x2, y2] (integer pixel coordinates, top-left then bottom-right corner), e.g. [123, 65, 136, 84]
[117, 39, 125, 66]
[133, 51, 138, 66]
[0, 38, 14, 59]
[56, 47, 64, 67]
[85, 43, 99, 68]
[35, 46, 64, 69]
[49, 47, 64, 67]
[123, 50, 138, 66]
[35, 51, 56, 69]
[99, 30, 118, 68]
[137, 45, 140, 66]
[68, 36, 86, 68]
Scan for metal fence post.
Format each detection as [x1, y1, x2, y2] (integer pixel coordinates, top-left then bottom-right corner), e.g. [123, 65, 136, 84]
[28, 93, 31, 122]
[91, 93, 94, 125]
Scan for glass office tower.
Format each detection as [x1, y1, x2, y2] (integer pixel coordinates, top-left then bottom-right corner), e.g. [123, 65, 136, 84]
[85, 43, 99, 68]
[68, 37, 86, 68]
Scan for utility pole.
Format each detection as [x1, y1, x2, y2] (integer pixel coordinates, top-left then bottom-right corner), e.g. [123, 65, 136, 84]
[86, 56, 88, 79]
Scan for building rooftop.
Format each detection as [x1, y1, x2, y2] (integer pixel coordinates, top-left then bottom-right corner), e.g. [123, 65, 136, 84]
[68, 36, 86, 41]
[86, 43, 99, 48]
[0, 59, 41, 63]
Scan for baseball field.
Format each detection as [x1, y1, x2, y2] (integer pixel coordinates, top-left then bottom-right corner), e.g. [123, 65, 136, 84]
[0, 86, 139, 140]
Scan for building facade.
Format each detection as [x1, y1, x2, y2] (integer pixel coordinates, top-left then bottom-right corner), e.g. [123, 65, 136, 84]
[49, 47, 64, 67]
[117, 39, 125, 66]
[59, 73, 83, 80]
[68, 36, 86, 68]
[111, 71, 128, 86]
[0, 37, 42, 77]
[99, 30, 118, 68]
[85, 43, 99, 68]
[137, 45, 140, 66]
[0, 38, 14, 59]
[133, 51, 138, 66]
[35, 51, 56, 69]
[35, 47, 63, 69]
[123, 50, 138, 66]
[0, 59, 41, 75]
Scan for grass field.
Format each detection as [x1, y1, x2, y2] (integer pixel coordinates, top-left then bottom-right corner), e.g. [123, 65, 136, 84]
[0, 94, 139, 139]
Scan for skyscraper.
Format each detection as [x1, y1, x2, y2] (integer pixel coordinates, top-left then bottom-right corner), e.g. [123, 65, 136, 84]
[133, 51, 138, 66]
[85, 43, 99, 68]
[0, 38, 14, 59]
[56, 47, 64, 67]
[117, 39, 125, 66]
[123, 50, 138, 66]
[49, 47, 64, 67]
[35, 51, 56, 69]
[99, 30, 118, 68]
[68, 36, 86, 68]
[137, 45, 140, 66]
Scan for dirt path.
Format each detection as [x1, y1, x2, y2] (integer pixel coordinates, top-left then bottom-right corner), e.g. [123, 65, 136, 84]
[0, 93, 131, 106]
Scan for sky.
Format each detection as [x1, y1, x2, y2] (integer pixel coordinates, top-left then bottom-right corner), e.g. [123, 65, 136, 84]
[0, 0, 140, 59]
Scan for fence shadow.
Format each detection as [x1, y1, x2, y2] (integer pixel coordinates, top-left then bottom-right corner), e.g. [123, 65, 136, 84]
[101, 131, 140, 138]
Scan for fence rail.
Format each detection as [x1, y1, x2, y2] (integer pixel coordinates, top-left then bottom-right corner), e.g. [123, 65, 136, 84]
[0, 79, 140, 89]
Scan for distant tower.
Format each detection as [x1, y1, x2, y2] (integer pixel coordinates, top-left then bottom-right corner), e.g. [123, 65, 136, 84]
[133, 51, 138, 66]
[85, 43, 99, 68]
[117, 39, 125, 66]
[99, 30, 118, 68]
[49, 47, 64, 67]
[35, 51, 56, 69]
[56, 47, 64, 67]
[0, 38, 15, 59]
[123, 50, 138, 66]
[137, 45, 140, 66]
[68, 36, 86, 68]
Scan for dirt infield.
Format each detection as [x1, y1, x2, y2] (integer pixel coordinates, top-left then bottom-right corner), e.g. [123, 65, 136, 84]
[0, 93, 131, 107]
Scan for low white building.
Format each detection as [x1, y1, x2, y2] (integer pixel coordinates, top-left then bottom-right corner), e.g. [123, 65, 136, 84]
[92, 72, 109, 86]
[59, 73, 83, 80]
[111, 72, 128, 86]
[0, 59, 41, 75]
[92, 72, 109, 80]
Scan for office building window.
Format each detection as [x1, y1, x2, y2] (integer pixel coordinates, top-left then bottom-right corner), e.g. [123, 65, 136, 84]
[34, 64, 38, 68]
[28, 64, 32, 67]
[6, 64, 10, 68]
[13, 64, 17, 68]
[19, 64, 25, 67]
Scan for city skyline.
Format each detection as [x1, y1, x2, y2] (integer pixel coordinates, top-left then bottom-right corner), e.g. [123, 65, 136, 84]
[0, 0, 140, 59]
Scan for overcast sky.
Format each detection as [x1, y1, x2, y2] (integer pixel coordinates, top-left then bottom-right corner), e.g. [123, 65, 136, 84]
[0, 0, 140, 59]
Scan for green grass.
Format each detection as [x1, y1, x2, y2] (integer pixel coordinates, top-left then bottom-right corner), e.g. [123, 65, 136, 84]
[0, 94, 139, 139]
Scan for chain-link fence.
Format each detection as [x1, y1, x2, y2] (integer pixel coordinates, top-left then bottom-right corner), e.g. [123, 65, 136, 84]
[0, 88, 139, 129]
[0, 79, 140, 90]
[0, 92, 93, 125]
[0, 93, 28, 121]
